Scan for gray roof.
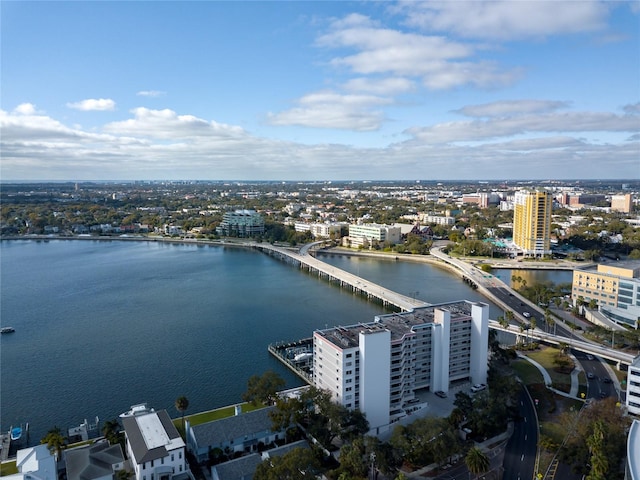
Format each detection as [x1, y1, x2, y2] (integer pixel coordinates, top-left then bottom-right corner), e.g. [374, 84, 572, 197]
[65, 442, 124, 480]
[192, 407, 276, 449]
[211, 454, 261, 480]
[123, 410, 183, 464]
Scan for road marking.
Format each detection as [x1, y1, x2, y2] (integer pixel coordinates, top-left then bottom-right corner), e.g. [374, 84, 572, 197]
[525, 434, 527, 441]
[521, 454, 525, 461]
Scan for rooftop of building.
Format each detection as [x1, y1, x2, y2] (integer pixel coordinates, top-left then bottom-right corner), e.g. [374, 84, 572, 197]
[65, 441, 125, 480]
[315, 300, 478, 349]
[122, 409, 184, 464]
[190, 406, 276, 449]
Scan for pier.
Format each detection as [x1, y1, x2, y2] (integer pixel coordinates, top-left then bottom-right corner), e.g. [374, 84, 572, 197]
[253, 243, 428, 312]
[268, 338, 314, 384]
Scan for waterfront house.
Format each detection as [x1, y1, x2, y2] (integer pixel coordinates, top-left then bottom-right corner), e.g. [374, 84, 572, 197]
[65, 441, 125, 480]
[186, 406, 282, 464]
[122, 408, 190, 480]
[4, 444, 57, 480]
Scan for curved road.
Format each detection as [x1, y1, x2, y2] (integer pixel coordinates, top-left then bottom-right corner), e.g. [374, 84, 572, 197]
[503, 385, 538, 480]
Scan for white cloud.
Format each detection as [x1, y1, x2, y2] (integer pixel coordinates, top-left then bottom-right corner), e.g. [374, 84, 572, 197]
[623, 102, 640, 114]
[396, 0, 610, 40]
[405, 110, 640, 145]
[104, 107, 246, 138]
[267, 91, 391, 131]
[317, 14, 519, 90]
[456, 100, 570, 118]
[136, 90, 166, 97]
[342, 77, 415, 95]
[14, 103, 37, 115]
[1, 102, 638, 181]
[67, 98, 116, 111]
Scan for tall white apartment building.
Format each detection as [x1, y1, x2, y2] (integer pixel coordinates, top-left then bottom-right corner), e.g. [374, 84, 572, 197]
[627, 356, 640, 416]
[347, 223, 401, 247]
[313, 301, 489, 432]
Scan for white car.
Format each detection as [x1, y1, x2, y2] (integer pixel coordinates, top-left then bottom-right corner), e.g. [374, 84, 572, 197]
[471, 383, 487, 393]
[522, 312, 531, 318]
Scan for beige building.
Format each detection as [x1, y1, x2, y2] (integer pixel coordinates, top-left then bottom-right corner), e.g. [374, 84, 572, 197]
[611, 193, 633, 213]
[513, 190, 552, 257]
[572, 262, 640, 328]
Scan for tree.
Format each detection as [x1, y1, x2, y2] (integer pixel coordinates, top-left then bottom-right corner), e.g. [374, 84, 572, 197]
[102, 419, 121, 445]
[41, 426, 67, 459]
[242, 370, 286, 406]
[254, 447, 321, 480]
[269, 396, 303, 442]
[175, 396, 189, 430]
[465, 447, 489, 479]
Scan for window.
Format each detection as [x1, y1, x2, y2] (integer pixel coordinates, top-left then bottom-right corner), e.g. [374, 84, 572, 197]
[151, 461, 154, 468]
[179, 452, 182, 459]
[143, 464, 146, 470]
[171, 454, 174, 462]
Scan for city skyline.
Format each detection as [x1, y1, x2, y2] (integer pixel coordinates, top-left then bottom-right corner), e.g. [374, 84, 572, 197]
[1, 1, 639, 181]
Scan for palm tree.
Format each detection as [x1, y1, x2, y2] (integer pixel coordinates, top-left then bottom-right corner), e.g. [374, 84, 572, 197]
[465, 446, 489, 479]
[41, 426, 67, 459]
[175, 396, 189, 432]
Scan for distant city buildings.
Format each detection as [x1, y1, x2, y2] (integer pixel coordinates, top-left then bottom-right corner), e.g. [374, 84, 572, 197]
[294, 221, 344, 239]
[216, 210, 265, 238]
[513, 190, 552, 257]
[572, 261, 640, 328]
[312, 301, 489, 433]
[611, 193, 633, 213]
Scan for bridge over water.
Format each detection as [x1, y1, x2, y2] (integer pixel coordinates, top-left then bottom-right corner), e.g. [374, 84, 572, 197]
[252, 243, 427, 312]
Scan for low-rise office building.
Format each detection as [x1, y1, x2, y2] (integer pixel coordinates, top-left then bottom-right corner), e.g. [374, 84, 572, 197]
[313, 301, 489, 433]
[572, 261, 640, 328]
[346, 223, 401, 248]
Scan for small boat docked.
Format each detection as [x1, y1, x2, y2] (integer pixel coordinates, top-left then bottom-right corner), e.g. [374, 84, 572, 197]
[10, 426, 22, 441]
[0, 327, 15, 334]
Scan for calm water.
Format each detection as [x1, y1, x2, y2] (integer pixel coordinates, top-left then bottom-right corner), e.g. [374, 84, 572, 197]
[1, 241, 570, 444]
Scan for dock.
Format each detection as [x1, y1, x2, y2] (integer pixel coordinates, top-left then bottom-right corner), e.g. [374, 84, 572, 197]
[268, 338, 314, 384]
[0, 433, 11, 461]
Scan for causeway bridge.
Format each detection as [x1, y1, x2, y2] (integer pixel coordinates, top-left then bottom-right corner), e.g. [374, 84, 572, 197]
[252, 243, 427, 312]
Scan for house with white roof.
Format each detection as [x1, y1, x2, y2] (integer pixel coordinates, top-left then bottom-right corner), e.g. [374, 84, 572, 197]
[121, 407, 190, 480]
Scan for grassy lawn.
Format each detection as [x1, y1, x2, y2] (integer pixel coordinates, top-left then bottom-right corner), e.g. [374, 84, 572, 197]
[173, 402, 266, 438]
[512, 358, 544, 384]
[525, 347, 574, 392]
[0, 461, 18, 476]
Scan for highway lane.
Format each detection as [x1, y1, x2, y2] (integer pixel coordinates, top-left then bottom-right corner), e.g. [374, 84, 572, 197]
[503, 385, 538, 480]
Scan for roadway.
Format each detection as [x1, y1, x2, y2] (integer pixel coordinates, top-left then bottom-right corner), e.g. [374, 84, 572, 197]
[503, 385, 538, 480]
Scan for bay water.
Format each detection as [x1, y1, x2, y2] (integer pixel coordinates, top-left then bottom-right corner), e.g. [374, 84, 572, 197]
[0, 240, 569, 444]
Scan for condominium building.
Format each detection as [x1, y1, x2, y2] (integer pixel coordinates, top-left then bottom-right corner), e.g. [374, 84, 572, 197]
[421, 214, 456, 226]
[627, 356, 640, 416]
[513, 190, 552, 257]
[216, 210, 265, 238]
[347, 223, 401, 248]
[312, 301, 489, 432]
[572, 261, 640, 328]
[611, 193, 633, 213]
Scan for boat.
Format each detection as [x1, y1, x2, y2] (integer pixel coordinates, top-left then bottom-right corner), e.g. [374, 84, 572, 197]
[10, 426, 22, 441]
[119, 403, 154, 418]
[0, 327, 15, 334]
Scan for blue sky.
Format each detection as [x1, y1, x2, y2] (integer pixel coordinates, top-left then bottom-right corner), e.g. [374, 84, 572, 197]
[1, 0, 639, 181]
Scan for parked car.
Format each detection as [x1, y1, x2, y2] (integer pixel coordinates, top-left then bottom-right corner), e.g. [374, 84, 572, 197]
[471, 383, 487, 393]
[435, 390, 447, 398]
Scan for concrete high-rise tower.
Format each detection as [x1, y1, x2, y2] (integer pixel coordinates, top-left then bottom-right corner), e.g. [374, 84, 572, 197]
[513, 190, 552, 257]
